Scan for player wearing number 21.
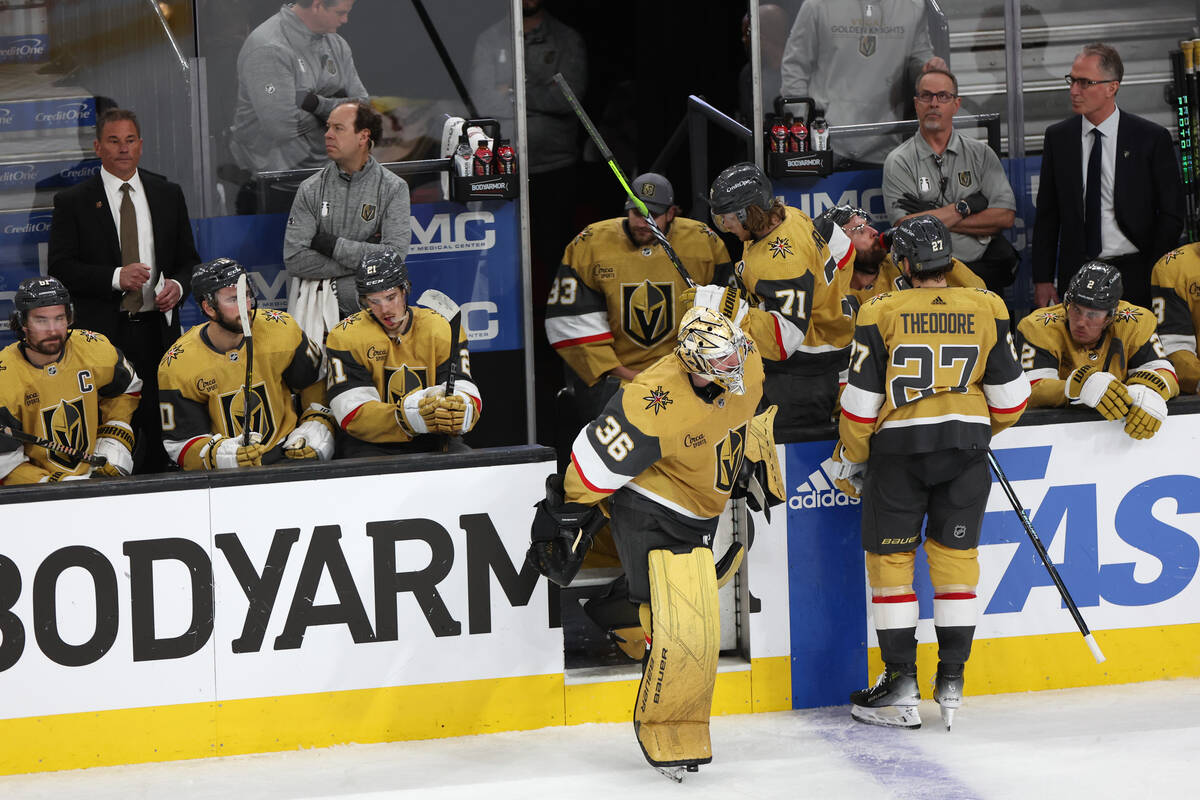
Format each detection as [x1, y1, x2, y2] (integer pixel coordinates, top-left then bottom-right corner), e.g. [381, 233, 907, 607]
[830, 216, 1029, 731]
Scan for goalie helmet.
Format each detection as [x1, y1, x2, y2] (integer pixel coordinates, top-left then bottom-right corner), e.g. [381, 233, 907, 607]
[817, 204, 869, 229]
[708, 162, 773, 229]
[889, 216, 952, 276]
[1063, 261, 1122, 313]
[356, 248, 410, 298]
[675, 306, 751, 395]
[10, 276, 72, 333]
[192, 257, 247, 307]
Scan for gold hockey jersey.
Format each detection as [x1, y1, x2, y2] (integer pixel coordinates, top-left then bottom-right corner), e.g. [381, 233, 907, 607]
[1015, 300, 1177, 408]
[325, 306, 480, 443]
[545, 217, 730, 385]
[734, 206, 852, 371]
[563, 344, 764, 520]
[844, 255, 986, 317]
[840, 287, 1029, 462]
[0, 331, 141, 484]
[158, 309, 324, 467]
[1151, 243, 1200, 393]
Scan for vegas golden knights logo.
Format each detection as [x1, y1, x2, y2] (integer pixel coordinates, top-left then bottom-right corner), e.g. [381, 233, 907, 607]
[622, 280, 674, 349]
[41, 396, 88, 470]
[384, 364, 428, 403]
[713, 422, 748, 493]
[219, 384, 276, 443]
[859, 35, 876, 58]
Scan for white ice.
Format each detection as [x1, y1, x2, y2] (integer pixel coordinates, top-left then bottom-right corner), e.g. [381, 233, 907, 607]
[3, 678, 1197, 800]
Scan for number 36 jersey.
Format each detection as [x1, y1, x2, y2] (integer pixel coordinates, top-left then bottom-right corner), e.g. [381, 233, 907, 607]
[563, 346, 764, 520]
[839, 287, 1030, 463]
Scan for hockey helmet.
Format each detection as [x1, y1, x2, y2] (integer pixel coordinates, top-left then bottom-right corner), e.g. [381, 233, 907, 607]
[356, 248, 410, 299]
[1064, 261, 1122, 313]
[708, 162, 773, 230]
[817, 204, 869, 229]
[890, 216, 952, 276]
[192, 257, 247, 308]
[675, 306, 751, 395]
[10, 276, 72, 333]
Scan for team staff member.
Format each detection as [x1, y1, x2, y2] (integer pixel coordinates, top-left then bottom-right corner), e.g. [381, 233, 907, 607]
[1151, 243, 1200, 394]
[0, 277, 141, 484]
[48, 107, 199, 473]
[325, 249, 480, 456]
[831, 217, 1030, 731]
[284, 100, 411, 322]
[530, 302, 774, 779]
[1016, 261, 1177, 439]
[705, 162, 851, 429]
[158, 259, 334, 470]
[545, 173, 731, 419]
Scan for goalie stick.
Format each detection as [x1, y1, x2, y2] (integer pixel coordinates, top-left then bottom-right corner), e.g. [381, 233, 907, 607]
[235, 273, 254, 446]
[986, 448, 1105, 664]
[552, 72, 696, 289]
[0, 426, 108, 468]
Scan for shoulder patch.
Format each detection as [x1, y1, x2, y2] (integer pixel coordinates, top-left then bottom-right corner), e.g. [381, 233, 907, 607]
[1164, 248, 1183, 263]
[867, 291, 893, 305]
[643, 385, 673, 415]
[76, 330, 100, 343]
[1035, 310, 1062, 326]
[767, 236, 793, 259]
[162, 343, 184, 366]
[260, 308, 287, 323]
[1113, 307, 1142, 323]
[574, 226, 594, 244]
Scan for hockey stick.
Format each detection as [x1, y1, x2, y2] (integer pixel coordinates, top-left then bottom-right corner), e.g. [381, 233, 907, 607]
[416, 289, 462, 394]
[235, 273, 254, 446]
[551, 72, 695, 289]
[986, 448, 1105, 664]
[0, 426, 108, 467]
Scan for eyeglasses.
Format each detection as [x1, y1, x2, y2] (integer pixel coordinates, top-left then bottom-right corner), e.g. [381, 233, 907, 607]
[1064, 75, 1118, 89]
[914, 91, 958, 104]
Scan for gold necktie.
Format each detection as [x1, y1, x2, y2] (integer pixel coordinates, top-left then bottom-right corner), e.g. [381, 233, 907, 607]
[119, 183, 142, 313]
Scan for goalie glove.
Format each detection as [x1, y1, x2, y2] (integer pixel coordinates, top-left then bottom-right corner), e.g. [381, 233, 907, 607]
[527, 474, 605, 587]
[283, 415, 335, 461]
[1123, 382, 1168, 439]
[829, 439, 866, 499]
[1064, 364, 1131, 420]
[680, 283, 750, 325]
[204, 432, 268, 469]
[93, 423, 135, 477]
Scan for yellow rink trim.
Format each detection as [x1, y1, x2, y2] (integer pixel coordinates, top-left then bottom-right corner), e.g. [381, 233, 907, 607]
[0, 673, 564, 777]
[867, 623, 1200, 693]
[564, 656, 792, 724]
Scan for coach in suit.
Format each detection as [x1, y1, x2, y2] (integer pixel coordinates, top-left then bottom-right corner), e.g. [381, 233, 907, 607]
[48, 108, 200, 472]
[1033, 42, 1183, 310]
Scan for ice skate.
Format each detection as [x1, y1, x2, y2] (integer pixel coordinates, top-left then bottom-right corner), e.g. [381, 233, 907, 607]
[934, 663, 964, 731]
[654, 764, 699, 783]
[850, 663, 921, 729]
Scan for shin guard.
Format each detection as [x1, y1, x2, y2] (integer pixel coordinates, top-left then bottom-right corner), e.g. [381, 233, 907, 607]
[634, 547, 720, 768]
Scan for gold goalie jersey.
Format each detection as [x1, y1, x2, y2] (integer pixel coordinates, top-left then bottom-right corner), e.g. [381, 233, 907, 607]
[734, 206, 852, 371]
[0, 331, 141, 484]
[1015, 300, 1177, 407]
[563, 346, 764, 520]
[325, 307, 480, 442]
[1151, 243, 1200, 393]
[545, 217, 730, 385]
[840, 287, 1029, 462]
[158, 309, 324, 466]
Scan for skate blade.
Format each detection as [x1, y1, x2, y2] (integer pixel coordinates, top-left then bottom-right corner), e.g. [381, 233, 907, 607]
[940, 704, 957, 731]
[851, 703, 921, 729]
[655, 764, 699, 783]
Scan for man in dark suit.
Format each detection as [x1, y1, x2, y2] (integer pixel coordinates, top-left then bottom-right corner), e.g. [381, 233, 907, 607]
[1033, 42, 1183, 310]
[48, 108, 200, 472]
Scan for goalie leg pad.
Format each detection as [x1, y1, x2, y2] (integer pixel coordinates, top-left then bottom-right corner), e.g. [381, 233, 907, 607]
[582, 575, 646, 660]
[634, 547, 720, 769]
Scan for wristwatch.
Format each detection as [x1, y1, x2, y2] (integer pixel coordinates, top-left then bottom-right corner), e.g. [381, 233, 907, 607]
[955, 199, 972, 217]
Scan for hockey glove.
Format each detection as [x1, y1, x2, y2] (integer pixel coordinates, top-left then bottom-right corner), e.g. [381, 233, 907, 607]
[681, 283, 750, 325]
[1126, 369, 1175, 401]
[964, 191, 989, 215]
[93, 423, 135, 476]
[204, 433, 268, 469]
[1064, 364, 1131, 420]
[1123, 383, 1168, 439]
[310, 231, 338, 258]
[397, 386, 440, 437]
[433, 393, 475, 435]
[895, 193, 940, 214]
[527, 474, 605, 587]
[283, 418, 335, 461]
[829, 439, 865, 499]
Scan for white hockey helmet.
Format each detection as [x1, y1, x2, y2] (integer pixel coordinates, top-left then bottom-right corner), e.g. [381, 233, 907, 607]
[675, 306, 750, 395]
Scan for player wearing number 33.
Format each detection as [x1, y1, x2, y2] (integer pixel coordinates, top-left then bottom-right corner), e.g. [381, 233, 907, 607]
[528, 304, 781, 779]
[1016, 260, 1178, 439]
[158, 258, 334, 470]
[324, 249, 480, 456]
[830, 216, 1030, 731]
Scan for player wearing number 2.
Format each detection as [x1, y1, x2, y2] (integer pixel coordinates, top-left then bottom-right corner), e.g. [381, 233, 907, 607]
[830, 216, 1029, 731]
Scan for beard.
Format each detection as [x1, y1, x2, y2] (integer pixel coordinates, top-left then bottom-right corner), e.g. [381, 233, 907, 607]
[213, 306, 252, 336]
[854, 242, 886, 275]
[26, 333, 64, 357]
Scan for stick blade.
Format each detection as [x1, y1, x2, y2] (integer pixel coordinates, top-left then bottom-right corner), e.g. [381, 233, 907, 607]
[417, 288, 460, 322]
[235, 273, 252, 337]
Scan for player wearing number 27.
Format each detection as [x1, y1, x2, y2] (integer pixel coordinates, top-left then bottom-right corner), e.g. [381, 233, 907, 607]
[830, 216, 1029, 731]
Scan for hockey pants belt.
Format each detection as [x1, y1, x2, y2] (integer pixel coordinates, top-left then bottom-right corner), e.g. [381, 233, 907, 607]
[634, 546, 720, 768]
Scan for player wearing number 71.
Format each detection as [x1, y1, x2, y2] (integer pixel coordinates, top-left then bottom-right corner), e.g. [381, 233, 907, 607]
[829, 215, 1030, 731]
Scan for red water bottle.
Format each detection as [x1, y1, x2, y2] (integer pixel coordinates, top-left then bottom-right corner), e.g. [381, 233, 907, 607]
[790, 119, 809, 153]
[473, 142, 494, 176]
[496, 140, 516, 174]
[770, 122, 788, 153]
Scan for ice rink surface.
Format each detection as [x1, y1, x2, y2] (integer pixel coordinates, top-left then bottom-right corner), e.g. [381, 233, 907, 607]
[3, 678, 1197, 800]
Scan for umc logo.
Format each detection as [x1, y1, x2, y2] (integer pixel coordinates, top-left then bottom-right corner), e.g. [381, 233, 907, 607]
[410, 211, 495, 254]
